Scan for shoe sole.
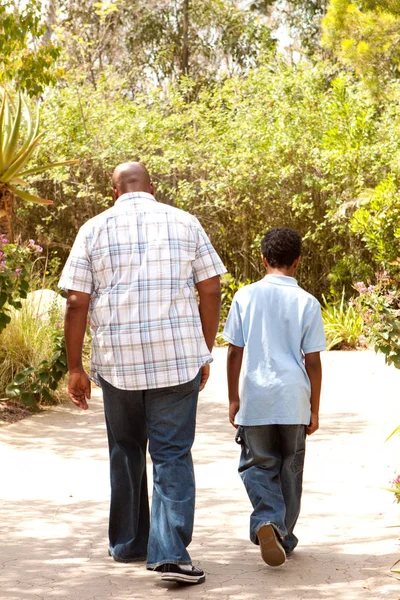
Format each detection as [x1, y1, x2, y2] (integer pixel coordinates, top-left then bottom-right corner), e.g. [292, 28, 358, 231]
[161, 573, 206, 584]
[257, 524, 286, 567]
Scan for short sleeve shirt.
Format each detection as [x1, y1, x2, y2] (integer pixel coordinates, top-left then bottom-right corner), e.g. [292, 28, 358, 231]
[59, 192, 226, 390]
[223, 274, 326, 425]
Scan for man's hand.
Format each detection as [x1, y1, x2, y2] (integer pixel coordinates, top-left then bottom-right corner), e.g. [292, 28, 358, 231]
[306, 412, 319, 435]
[199, 364, 210, 391]
[68, 370, 91, 410]
[229, 397, 240, 428]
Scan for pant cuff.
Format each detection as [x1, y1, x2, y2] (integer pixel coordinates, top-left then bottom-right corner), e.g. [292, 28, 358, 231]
[146, 560, 192, 571]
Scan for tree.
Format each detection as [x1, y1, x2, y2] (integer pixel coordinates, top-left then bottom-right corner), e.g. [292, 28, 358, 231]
[322, 0, 400, 90]
[54, 0, 275, 92]
[0, 0, 60, 96]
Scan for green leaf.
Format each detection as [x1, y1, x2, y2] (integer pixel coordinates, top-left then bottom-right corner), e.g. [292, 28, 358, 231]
[20, 392, 36, 406]
[3, 93, 22, 168]
[20, 367, 34, 376]
[6, 384, 21, 398]
[13, 372, 27, 385]
[41, 388, 54, 403]
[39, 371, 50, 383]
[0, 292, 8, 308]
[19, 159, 79, 177]
[7, 183, 53, 206]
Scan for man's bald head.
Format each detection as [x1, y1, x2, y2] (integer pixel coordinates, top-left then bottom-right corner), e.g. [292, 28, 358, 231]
[112, 162, 153, 198]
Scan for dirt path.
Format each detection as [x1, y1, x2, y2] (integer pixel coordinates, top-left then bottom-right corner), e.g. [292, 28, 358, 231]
[1, 349, 400, 600]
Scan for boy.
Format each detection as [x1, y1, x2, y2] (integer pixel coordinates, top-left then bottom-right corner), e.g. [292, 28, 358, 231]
[223, 227, 325, 567]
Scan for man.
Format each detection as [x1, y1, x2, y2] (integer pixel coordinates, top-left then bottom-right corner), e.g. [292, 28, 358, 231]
[59, 162, 226, 585]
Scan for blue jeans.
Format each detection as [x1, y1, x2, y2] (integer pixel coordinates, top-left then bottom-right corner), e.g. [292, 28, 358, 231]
[99, 371, 201, 569]
[236, 424, 306, 553]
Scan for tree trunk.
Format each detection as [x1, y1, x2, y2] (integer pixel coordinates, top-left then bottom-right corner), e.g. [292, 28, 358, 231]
[181, 0, 189, 76]
[0, 187, 14, 242]
[42, 0, 57, 45]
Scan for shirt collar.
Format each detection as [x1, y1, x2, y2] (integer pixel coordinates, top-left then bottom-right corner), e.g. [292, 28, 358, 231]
[264, 274, 298, 287]
[115, 192, 157, 206]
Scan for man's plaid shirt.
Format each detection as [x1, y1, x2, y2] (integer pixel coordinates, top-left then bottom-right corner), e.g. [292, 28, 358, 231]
[59, 192, 226, 390]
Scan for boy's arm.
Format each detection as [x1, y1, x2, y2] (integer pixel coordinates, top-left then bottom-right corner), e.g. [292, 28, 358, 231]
[227, 343, 244, 428]
[304, 351, 322, 435]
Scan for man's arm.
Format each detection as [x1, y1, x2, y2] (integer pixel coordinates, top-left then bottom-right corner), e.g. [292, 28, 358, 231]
[64, 290, 91, 410]
[304, 351, 322, 435]
[195, 275, 221, 390]
[227, 343, 244, 427]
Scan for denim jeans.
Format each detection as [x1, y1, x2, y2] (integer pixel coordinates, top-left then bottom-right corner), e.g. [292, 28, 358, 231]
[236, 424, 306, 553]
[99, 371, 201, 569]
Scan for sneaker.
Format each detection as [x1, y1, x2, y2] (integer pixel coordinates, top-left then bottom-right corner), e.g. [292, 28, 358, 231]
[160, 563, 206, 584]
[257, 524, 286, 567]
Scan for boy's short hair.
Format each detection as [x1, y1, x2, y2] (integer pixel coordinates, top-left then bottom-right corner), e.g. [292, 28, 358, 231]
[261, 227, 302, 268]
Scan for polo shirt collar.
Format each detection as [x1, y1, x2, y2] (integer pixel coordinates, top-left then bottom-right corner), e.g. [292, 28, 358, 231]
[115, 192, 157, 205]
[264, 274, 298, 287]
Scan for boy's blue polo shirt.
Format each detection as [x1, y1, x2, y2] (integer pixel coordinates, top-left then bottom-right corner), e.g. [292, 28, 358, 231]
[222, 274, 326, 426]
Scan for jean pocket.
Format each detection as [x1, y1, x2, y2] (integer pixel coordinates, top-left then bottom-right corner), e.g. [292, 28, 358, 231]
[167, 371, 200, 394]
[291, 449, 305, 473]
[235, 426, 243, 445]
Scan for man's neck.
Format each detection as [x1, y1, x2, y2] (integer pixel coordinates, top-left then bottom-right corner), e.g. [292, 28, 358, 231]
[265, 267, 296, 277]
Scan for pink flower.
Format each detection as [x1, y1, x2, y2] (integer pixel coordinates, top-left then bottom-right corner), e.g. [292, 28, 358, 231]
[35, 245, 43, 253]
[14, 268, 22, 276]
[354, 281, 368, 294]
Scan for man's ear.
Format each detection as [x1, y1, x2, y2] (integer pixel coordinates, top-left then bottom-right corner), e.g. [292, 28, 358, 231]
[293, 257, 301, 269]
[150, 181, 155, 195]
[112, 187, 119, 201]
[262, 255, 269, 269]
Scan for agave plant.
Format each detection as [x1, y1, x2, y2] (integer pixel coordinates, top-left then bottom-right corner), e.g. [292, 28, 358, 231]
[0, 88, 77, 241]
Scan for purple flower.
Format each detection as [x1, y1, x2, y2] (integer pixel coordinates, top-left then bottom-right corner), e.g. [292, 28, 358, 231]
[35, 245, 43, 253]
[354, 281, 368, 294]
[28, 239, 35, 246]
[367, 285, 375, 293]
[14, 268, 22, 276]
[0, 260, 6, 271]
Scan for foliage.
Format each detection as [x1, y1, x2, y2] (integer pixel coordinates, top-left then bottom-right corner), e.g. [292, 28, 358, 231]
[322, 0, 400, 91]
[217, 273, 250, 343]
[6, 330, 67, 409]
[321, 291, 364, 350]
[0, 0, 60, 96]
[354, 276, 400, 368]
[0, 88, 77, 241]
[388, 475, 400, 504]
[350, 176, 400, 271]
[0, 235, 43, 334]
[0, 283, 65, 403]
[54, 0, 275, 92]
[22, 62, 392, 298]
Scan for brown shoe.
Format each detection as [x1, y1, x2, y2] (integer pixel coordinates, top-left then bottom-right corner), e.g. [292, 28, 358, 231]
[257, 524, 286, 567]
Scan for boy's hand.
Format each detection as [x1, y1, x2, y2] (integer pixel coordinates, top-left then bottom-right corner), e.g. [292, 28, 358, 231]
[229, 397, 240, 428]
[306, 412, 319, 435]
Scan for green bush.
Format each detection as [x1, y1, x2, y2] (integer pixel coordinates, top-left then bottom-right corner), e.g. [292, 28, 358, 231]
[322, 291, 365, 350]
[0, 288, 66, 406]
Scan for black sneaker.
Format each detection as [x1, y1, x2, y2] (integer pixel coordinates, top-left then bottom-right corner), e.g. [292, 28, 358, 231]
[160, 563, 206, 584]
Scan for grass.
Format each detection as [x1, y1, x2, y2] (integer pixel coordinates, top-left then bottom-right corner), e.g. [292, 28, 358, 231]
[322, 292, 365, 351]
[0, 293, 64, 400]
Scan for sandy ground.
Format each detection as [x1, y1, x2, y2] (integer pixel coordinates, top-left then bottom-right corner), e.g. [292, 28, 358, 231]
[1, 349, 400, 600]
